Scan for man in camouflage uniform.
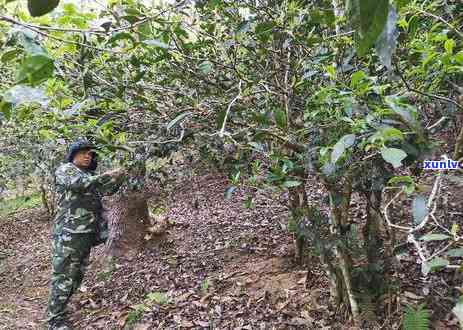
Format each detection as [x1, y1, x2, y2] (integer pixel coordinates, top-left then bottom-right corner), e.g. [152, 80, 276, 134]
[47, 140, 125, 330]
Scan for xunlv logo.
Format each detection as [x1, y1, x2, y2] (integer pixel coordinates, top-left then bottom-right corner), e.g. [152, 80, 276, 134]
[423, 159, 461, 170]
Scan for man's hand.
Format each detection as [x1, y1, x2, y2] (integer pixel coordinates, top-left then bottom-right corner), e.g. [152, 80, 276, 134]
[104, 168, 126, 178]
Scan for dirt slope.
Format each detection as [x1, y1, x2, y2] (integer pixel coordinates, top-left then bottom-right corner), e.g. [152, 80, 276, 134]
[0, 209, 51, 329]
[0, 174, 341, 329]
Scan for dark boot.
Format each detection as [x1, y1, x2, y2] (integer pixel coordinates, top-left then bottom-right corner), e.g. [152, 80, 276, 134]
[48, 317, 72, 330]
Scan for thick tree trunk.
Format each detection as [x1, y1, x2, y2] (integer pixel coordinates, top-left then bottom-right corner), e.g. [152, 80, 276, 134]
[102, 191, 151, 259]
[317, 241, 345, 305]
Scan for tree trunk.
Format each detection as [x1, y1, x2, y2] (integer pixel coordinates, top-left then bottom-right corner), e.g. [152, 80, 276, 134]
[363, 190, 385, 294]
[317, 239, 345, 305]
[40, 175, 57, 217]
[40, 183, 51, 215]
[288, 184, 308, 264]
[453, 123, 463, 160]
[102, 191, 151, 259]
[327, 179, 360, 325]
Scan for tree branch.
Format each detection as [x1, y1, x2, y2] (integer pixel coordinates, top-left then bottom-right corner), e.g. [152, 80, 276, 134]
[0, 0, 189, 35]
[128, 124, 186, 145]
[415, 9, 463, 39]
[218, 80, 243, 138]
[2, 19, 122, 53]
[395, 62, 463, 110]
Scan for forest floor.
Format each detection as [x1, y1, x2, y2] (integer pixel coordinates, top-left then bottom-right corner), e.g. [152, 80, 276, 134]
[0, 172, 461, 329]
[0, 173, 335, 330]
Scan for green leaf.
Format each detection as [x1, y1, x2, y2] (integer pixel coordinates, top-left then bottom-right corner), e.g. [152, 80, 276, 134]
[385, 96, 418, 125]
[388, 175, 415, 194]
[173, 24, 188, 39]
[38, 129, 54, 140]
[282, 180, 302, 188]
[244, 196, 253, 209]
[444, 39, 455, 54]
[388, 175, 413, 186]
[350, 70, 366, 88]
[412, 195, 428, 225]
[137, 22, 153, 40]
[17, 107, 32, 121]
[124, 8, 142, 16]
[255, 21, 276, 42]
[380, 127, 404, 141]
[419, 234, 450, 241]
[309, 9, 335, 26]
[380, 147, 406, 168]
[231, 171, 240, 184]
[17, 32, 47, 55]
[394, 0, 410, 10]
[331, 134, 356, 164]
[404, 303, 430, 329]
[0, 101, 13, 121]
[142, 39, 170, 49]
[17, 54, 54, 85]
[255, 21, 275, 34]
[454, 52, 463, 65]
[348, 0, 389, 56]
[120, 14, 139, 23]
[198, 61, 213, 74]
[453, 298, 463, 329]
[108, 32, 136, 46]
[451, 223, 459, 236]
[1, 49, 21, 63]
[447, 248, 463, 258]
[325, 65, 336, 78]
[167, 112, 191, 131]
[422, 257, 449, 275]
[273, 108, 286, 129]
[146, 292, 170, 305]
[27, 0, 60, 17]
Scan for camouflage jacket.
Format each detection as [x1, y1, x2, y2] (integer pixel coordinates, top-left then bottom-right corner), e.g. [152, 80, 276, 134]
[53, 163, 122, 236]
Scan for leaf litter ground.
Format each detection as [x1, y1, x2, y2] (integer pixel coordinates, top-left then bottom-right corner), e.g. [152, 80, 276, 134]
[0, 173, 338, 329]
[1, 172, 463, 329]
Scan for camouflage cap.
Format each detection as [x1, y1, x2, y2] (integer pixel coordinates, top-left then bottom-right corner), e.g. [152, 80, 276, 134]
[65, 139, 97, 163]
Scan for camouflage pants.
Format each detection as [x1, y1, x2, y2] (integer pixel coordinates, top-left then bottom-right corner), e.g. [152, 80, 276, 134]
[47, 232, 96, 325]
